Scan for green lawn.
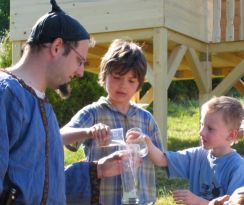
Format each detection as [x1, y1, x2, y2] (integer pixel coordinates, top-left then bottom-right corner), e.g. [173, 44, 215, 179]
[64, 98, 244, 204]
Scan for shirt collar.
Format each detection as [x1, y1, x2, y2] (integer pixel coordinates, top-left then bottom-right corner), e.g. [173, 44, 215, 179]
[97, 96, 141, 116]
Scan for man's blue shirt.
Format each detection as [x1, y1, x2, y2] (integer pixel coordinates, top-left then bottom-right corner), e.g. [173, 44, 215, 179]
[0, 72, 92, 204]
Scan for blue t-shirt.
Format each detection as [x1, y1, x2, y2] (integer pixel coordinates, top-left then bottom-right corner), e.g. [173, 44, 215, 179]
[165, 146, 244, 200]
[0, 72, 92, 204]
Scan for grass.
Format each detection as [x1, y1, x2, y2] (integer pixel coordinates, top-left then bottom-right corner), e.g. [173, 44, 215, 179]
[64, 98, 244, 204]
[155, 100, 200, 204]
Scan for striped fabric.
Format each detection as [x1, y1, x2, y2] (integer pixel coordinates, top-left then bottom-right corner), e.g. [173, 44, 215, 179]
[66, 97, 164, 205]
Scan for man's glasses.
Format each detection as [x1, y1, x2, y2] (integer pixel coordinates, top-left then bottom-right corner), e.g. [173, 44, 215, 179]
[70, 46, 86, 67]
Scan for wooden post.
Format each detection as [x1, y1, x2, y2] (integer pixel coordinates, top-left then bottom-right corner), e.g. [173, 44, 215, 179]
[153, 27, 168, 151]
[240, 0, 244, 40]
[12, 41, 23, 65]
[213, 0, 222, 42]
[198, 50, 212, 106]
[226, 0, 235, 41]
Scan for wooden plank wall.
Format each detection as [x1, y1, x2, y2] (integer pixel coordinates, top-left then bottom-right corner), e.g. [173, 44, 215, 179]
[164, 0, 208, 42]
[10, 0, 210, 43]
[10, 0, 165, 41]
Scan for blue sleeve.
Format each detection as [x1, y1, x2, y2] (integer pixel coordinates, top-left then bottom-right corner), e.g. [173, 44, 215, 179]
[227, 165, 244, 194]
[224, 156, 244, 194]
[65, 162, 91, 204]
[0, 85, 23, 194]
[66, 105, 95, 128]
[165, 147, 199, 179]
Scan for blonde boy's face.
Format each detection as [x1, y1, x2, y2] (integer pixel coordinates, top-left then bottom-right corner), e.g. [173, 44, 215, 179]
[199, 111, 233, 154]
[105, 70, 139, 107]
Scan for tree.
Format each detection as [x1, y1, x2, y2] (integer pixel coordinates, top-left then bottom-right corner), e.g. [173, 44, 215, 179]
[0, 0, 10, 39]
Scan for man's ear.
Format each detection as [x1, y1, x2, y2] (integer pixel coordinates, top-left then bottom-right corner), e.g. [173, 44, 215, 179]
[50, 38, 64, 56]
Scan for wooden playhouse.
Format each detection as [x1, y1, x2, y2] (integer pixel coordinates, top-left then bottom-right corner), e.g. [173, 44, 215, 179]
[10, 0, 244, 149]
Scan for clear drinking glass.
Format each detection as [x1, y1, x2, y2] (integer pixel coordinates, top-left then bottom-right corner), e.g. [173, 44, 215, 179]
[93, 128, 125, 205]
[119, 144, 140, 205]
[126, 127, 148, 157]
[110, 128, 125, 145]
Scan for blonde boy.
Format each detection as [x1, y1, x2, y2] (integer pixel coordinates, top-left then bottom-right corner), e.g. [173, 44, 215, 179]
[130, 96, 244, 205]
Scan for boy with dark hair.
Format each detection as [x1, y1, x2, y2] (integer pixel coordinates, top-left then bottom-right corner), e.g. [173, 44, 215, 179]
[61, 38, 164, 205]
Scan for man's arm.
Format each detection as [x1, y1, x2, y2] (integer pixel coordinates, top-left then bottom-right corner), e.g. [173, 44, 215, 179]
[65, 150, 128, 204]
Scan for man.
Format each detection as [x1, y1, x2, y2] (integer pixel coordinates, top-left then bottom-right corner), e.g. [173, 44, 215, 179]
[0, 0, 129, 204]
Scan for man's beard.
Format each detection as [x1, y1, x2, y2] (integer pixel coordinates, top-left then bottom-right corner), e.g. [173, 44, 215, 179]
[56, 83, 71, 99]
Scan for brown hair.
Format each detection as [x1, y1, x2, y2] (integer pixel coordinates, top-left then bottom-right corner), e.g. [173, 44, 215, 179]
[98, 39, 147, 91]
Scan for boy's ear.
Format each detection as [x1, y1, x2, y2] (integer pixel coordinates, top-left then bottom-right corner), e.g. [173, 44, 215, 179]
[227, 129, 238, 141]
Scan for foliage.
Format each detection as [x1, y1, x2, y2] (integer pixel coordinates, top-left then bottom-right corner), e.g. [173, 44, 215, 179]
[0, 31, 12, 67]
[64, 146, 85, 166]
[0, 0, 10, 39]
[168, 80, 199, 101]
[46, 73, 106, 127]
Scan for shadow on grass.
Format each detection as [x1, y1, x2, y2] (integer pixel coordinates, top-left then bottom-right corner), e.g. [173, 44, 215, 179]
[156, 167, 188, 198]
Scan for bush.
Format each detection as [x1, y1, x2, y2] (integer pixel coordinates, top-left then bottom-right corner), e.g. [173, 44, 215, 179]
[0, 31, 12, 67]
[46, 73, 106, 126]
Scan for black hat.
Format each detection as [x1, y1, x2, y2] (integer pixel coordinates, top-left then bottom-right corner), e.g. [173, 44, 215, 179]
[27, 0, 90, 44]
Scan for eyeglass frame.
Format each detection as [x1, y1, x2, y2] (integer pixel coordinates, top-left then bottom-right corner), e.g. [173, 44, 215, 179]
[70, 46, 87, 67]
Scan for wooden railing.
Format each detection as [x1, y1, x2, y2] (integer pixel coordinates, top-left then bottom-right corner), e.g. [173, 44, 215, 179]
[212, 0, 244, 42]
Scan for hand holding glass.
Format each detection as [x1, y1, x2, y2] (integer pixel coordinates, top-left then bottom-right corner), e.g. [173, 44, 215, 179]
[126, 128, 148, 157]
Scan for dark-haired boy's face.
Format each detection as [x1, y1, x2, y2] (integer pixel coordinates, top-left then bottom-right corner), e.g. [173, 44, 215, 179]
[105, 70, 139, 107]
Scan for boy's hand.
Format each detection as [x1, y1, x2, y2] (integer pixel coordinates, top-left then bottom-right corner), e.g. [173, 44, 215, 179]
[125, 129, 142, 144]
[173, 189, 209, 205]
[89, 123, 110, 146]
[208, 195, 230, 205]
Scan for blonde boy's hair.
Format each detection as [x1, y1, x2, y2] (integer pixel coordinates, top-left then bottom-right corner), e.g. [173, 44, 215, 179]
[98, 39, 147, 91]
[201, 96, 244, 140]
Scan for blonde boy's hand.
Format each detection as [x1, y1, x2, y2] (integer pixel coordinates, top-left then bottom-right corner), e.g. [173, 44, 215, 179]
[89, 123, 110, 146]
[125, 129, 142, 144]
[173, 189, 209, 205]
[208, 195, 230, 205]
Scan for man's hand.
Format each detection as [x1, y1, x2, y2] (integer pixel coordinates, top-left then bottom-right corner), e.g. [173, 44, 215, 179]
[96, 150, 141, 178]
